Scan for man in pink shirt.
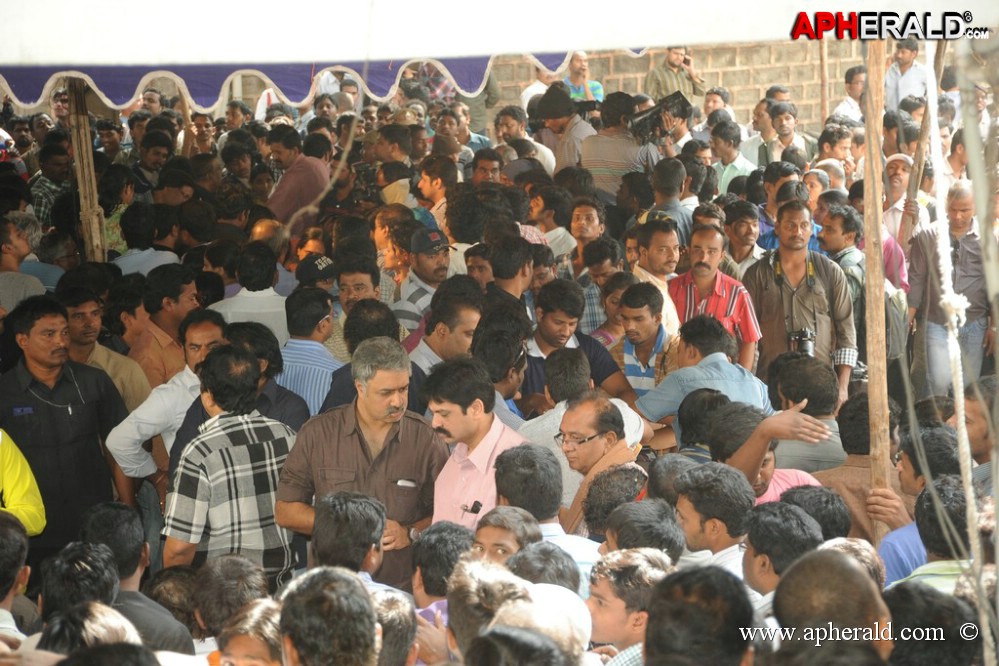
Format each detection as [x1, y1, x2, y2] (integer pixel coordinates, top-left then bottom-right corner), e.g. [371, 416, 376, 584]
[425, 357, 526, 529]
[265, 125, 330, 227]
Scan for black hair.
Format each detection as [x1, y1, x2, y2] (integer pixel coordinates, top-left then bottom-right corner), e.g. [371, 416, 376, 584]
[216, 180, 253, 219]
[302, 133, 332, 160]
[98, 164, 139, 216]
[899, 424, 960, 481]
[619, 281, 664, 315]
[119, 202, 156, 249]
[775, 180, 810, 206]
[343, 299, 398, 355]
[544, 347, 591, 404]
[678, 314, 735, 359]
[606, 500, 685, 563]
[777, 356, 839, 416]
[464, 625, 568, 666]
[779, 486, 851, 541]
[56, 643, 160, 666]
[426, 275, 482, 332]
[178, 200, 216, 243]
[745, 502, 823, 574]
[79, 503, 145, 579]
[379, 124, 413, 155]
[226, 321, 283, 379]
[536, 278, 585, 319]
[476, 506, 543, 550]
[583, 464, 648, 535]
[645, 567, 753, 665]
[379, 160, 412, 185]
[7, 294, 68, 337]
[844, 65, 866, 84]
[494, 444, 562, 521]
[142, 264, 195, 316]
[677, 389, 732, 449]
[647, 454, 700, 505]
[195, 271, 225, 308]
[236, 241, 277, 292]
[530, 243, 555, 269]
[621, 171, 655, 209]
[0, 513, 28, 599]
[534, 186, 573, 229]
[266, 124, 301, 150]
[285, 286, 332, 337]
[40, 542, 119, 621]
[193, 555, 268, 636]
[836, 391, 900, 456]
[412, 521, 474, 598]
[422, 357, 495, 412]
[652, 158, 686, 197]
[488, 235, 533, 280]
[674, 463, 755, 537]
[199, 345, 260, 414]
[635, 217, 677, 250]
[916, 475, 970, 560]
[581, 236, 621, 269]
[506, 542, 581, 593]
[313, 492, 386, 571]
[472, 330, 526, 387]
[711, 120, 742, 148]
[177, 309, 226, 350]
[552, 166, 595, 198]
[420, 154, 459, 192]
[704, 402, 767, 463]
[883, 581, 979, 665]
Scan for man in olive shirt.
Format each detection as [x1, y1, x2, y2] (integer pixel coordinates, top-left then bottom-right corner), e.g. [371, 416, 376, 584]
[276, 336, 447, 590]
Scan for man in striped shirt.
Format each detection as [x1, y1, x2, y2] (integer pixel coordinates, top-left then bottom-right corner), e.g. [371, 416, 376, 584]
[668, 224, 761, 371]
[277, 287, 342, 416]
[392, 228, 450, 332]
[612, 283, 675, 396]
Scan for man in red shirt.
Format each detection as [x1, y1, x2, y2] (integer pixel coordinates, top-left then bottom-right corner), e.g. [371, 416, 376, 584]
[668, 223, 761, 370]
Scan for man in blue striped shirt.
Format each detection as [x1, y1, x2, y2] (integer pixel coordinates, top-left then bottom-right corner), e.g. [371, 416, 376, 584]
[277, 287, 342, 416]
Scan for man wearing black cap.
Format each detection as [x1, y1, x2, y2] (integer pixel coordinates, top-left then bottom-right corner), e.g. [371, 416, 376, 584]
[295, 253, 336, 292]
[536, 84, 596, 175]
[391, 228, 451, 332]
[580, 92, 660, 201]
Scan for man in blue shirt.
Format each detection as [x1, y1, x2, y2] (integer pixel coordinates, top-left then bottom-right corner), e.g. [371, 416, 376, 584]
[636, 315, 772, 443]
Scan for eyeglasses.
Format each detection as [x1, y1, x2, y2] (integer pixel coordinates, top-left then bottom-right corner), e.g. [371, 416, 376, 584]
[554, 432, 604, 447]
[892, 450, 903, 465]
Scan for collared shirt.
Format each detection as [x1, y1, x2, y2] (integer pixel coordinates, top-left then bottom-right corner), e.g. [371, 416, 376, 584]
[276, 401, 448, 589]
[636, 352, 773, 443]
[554, 115, 597, 175]
[112, 248, 180, 276]
[165, 410, 297, 589]
[277, 339, 343, 416]
[742, 251, 858, 381]
[392, 271, 437, 332]
[765, 133, 816, 165]
[832, 96, 863, 123]
[579, 282, 605, 336]
[668, 271, 762, 345]
[0, 360, 127, 549]
[884, 60, 928, 112]
[728, 245, 766, 280]
[714, 152, 757, 195]
[539, 522, 601, 597]
[107, 365, 201, 478]
[892, 559, 969, 594]
[644, 64, 705, 101]
[774, 419, 845, 474]
[882, 195, 930, 257]
[813, 454, 914, 543]
[0, 430, 46, 536]
[168, 379, 309, 479]
[410, 338, 444, 376]
[879, 522, 927, 586]
[321, 361, 428, 417]
[630, 264, 681, 335]
[755, 468, 820, 505]
[580, 129, 660, 200]
[30, 175, 70, 228]
[564, 78, 605, 101]
[523, 332, 621, 400]
[740, 134, 766, 166]
[708, 543, 762, 605]
[86, 342, 151, 412]
[432, 415, 525, 529]
[621, 324, 668, 396]
[128, 319, 185, 389]
[210, 287, 290, 345]
[908, 220, 990, 325]
[645, 200, 694, 246]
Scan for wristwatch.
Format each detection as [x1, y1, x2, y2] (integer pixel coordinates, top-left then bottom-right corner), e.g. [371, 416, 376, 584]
[408, 526, 422, 542]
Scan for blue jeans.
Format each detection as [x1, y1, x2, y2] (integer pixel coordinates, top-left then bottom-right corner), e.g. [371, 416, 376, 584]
[136, 481, 164, 574]
[916, 317, 987, 398]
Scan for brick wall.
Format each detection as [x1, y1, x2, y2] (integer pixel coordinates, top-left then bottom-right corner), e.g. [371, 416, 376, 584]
[490, 41, 866, 134]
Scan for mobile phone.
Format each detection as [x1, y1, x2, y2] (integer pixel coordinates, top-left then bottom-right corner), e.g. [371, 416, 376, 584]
[683, 56, 691, 66]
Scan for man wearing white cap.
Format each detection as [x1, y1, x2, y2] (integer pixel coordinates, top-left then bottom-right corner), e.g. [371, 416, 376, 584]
[882, 153, 930, 258]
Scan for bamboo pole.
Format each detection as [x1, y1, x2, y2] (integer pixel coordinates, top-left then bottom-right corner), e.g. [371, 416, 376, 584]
[906, 42, 948, 205]
[67, 78, 105, 262]
[862, 40, 891, 544]
[819, 40, 829, 124]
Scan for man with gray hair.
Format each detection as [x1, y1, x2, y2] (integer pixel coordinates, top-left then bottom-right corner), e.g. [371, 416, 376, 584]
[276, 336, 448, 590]
[7, 211, 63, 291]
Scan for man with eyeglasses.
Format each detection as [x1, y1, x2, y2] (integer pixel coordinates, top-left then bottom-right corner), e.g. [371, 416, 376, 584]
[558, 392, 640, 536]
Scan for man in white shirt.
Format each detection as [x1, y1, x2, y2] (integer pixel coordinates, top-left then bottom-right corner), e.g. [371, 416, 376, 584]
[521, 66, 557, 110]
[882, 154, 930, 257]
[410, 294, 482, 376]
[831, 65, 866, 123]
[210, 241, 290, 345]
[884, 39, 928, 112]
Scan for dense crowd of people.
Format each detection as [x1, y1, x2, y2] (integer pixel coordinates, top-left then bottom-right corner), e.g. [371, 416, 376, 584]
[0, 39, 995, 665]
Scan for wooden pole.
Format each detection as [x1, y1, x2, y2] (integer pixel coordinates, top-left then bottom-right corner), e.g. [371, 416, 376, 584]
[819, 40, 829, 124]
[906, 42, 948, 204]
[862, 40, 891, 544]
[67, 78, 105, 262]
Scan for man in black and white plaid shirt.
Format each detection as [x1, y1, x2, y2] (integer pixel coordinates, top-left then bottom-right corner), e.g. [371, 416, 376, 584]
[163, 345, 297, 590]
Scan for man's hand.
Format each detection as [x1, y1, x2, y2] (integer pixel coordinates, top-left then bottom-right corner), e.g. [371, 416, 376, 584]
[382, 519, 411, 551]
[761, 399, 831, 443]
[867, 487, 912, 531]
[148, 469, 169, 512]
[589, 645, 620, 664]
[984, 324, 995, 356]
[519, 393, 555, 418]
[680, 54, 699, 81]
[415, 610, 449, 664]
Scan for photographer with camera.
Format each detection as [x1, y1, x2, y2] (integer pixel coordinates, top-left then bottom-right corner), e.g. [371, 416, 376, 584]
[742, 200, 856, 411]
[580, 93, 661, 202]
